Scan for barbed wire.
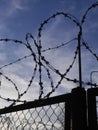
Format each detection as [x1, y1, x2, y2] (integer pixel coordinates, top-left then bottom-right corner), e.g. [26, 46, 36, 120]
[0, 37, 78, 101]
[37, 11, 81, 98]
[82, 39, 98, 60]
[0, 2, 98, 108]
[81, 2, 98, 24]
[43, 45, 79, 98]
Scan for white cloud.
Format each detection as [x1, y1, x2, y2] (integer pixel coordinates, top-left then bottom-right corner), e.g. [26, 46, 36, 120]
[12, 0, 26, 10]
[0, 0, 29, 37]
[7, 0, 28, 15]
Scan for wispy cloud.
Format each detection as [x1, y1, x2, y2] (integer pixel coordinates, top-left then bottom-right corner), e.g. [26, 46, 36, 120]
[0, 0, 29, 37]
[12, 0, 27, 10]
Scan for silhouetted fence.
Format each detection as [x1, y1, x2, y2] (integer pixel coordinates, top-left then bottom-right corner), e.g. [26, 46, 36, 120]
[0, 93, 71, 130]
[0, 87, 97, 130]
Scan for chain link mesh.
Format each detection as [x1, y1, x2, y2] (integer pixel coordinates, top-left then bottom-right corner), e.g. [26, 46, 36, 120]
[0, 103, 66, 130]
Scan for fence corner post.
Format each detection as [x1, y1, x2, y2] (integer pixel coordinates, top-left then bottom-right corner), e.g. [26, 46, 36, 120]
[71, 87, 87, 130]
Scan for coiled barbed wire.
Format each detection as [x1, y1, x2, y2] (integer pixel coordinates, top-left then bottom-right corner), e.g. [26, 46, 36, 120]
[0, 2, 98, 108]
[81, 2, 98, 24]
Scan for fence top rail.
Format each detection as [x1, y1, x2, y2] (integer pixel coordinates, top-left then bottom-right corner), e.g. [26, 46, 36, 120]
[0, 93, 71, 115]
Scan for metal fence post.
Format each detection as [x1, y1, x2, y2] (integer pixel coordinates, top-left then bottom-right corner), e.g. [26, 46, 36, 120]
[65, 98, 71, 130]
[87, 88, 97, 130]
[71, 87, 87, 130]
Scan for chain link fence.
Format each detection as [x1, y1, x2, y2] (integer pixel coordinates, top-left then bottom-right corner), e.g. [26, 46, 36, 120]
[0, 93, 71, 130]
[0, 103, 64, 130]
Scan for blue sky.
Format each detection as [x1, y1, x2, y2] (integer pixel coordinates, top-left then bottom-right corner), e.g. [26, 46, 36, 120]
[0, 0, 96, 37]
[0, 0, 98, 108]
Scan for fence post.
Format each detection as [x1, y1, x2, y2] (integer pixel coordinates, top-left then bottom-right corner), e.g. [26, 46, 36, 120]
[64, 98, 71, 130]
[87, 88, 97, 130]
[71, 87, 87, 130]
